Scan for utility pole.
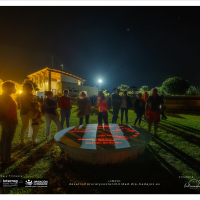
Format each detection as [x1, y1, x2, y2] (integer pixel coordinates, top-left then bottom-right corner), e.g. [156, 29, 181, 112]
[51, 56, 53, 68]
[60, 64, 64, 70]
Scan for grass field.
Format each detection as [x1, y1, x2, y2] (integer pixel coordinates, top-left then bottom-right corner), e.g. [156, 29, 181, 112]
[0, 106, 200, 194]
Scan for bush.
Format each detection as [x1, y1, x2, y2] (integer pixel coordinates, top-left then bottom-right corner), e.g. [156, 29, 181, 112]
[186, 86, 198, 96]
[162, 77, 190, 96]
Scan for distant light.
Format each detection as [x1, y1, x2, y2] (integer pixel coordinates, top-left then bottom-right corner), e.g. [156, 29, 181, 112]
[98, 79, 102, 83]
[19, 91, 22, 94]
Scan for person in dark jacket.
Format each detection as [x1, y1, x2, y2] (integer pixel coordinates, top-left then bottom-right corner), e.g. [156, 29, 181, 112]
[77, 92, 91, 125]
[111, 89, 121, 123]
[0, 81, 18, 163]
[134, 93, 145, 127]
[20, 82, 35, 146]
[120, 91, 132, 124]
[44, 91, 61, 139]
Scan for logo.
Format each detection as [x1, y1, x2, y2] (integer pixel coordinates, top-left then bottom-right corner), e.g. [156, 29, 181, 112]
[33, 180, 48, 186]
[25, 180, 33, 186]
[25, 179, 48, 187]
[184, 179, 200, 189]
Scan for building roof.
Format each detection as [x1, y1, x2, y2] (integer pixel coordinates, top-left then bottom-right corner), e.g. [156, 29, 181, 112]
[27, 67, 85, 81]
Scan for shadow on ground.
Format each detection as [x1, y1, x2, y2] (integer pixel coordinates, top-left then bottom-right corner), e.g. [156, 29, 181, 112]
[29, 146, 195, 194]
[152, 136, 200, 175]
[158, 123, 200, 147]
[165, 113, 186, 119]
[160, 120, 200, 135]
[0, 140, 47, 174]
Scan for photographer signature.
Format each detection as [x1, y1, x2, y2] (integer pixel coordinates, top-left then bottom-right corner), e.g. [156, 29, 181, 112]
[184, 179, 200, 189]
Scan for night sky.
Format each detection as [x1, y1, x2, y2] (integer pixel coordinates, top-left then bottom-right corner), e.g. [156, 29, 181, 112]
[0, 6, 200, 92]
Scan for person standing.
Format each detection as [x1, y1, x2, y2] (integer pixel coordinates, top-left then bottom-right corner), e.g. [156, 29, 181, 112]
[77, 92, 91, 125]
[111, 89, 121, 123]
[142, 92, 149, 101]
[44, 91, 61, 139]
[29, 102, 43, 145]
[0, 81, 18, 163]
[91, 96, 94, 106]
[20, 82, 35, 146]
[160, 95, 167, 120]
[58, 90, 72, 129]
[145, 88, 163, 136]
[96, 92, 108, 125]
[120, 91, 132, 124]
[142, 92, 149, 120]
[93, 95, 97, 107]
[134, 93, 145, 127]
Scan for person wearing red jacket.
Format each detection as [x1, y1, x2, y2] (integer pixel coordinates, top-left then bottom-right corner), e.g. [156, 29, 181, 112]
[58, 89, 72, 129]
[96, 91, 108, 126]
[0, 81, 18, 163]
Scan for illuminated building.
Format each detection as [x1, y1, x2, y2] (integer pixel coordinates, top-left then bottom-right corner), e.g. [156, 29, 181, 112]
[27, 67, 98, 96]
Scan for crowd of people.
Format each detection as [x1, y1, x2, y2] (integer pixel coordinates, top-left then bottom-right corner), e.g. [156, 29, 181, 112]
[0, 81, 165, 163]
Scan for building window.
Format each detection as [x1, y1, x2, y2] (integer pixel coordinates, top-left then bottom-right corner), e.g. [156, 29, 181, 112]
[52, 89, 56, 93]
[78, 80, 81, 85]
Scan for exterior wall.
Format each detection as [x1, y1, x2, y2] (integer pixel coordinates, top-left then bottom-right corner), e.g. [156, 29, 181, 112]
[51, 81, 57, 90]
[44, 81, 49, 91]
[61, 74, 78, 84]
[61, 82, 98, 97]
[39, 80, 43, 91]
[56, 82, 62, 95]
[37, 80, 61, 93]
[81, 85, 98, 97]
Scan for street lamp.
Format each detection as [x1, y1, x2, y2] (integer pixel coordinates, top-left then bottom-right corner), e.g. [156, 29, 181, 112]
[98, 79, 102, 90]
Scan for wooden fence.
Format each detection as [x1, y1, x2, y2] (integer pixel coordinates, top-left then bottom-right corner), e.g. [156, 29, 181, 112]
[164, 96, 200, 114]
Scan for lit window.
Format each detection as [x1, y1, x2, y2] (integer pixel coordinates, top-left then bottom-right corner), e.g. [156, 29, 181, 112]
[78, 80, 81, 85]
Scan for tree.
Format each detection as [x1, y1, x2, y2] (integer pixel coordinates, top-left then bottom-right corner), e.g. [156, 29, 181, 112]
[118, 84, 129, 92]
[138, 86, 148, 94]
[147, 88, 153, 96]
[155, 86, 165, 96]
[186, 86, 198, 96]
[127, 91, 134, 96]
[22, 79, 39, 91]
[103, 90, 110, 97]
[197, 86, 200, 96]
[118, 84, 129, 96]
[162, 77, 190, 96]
